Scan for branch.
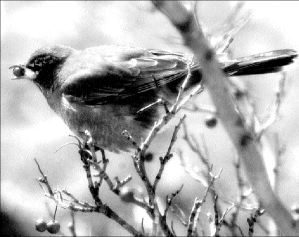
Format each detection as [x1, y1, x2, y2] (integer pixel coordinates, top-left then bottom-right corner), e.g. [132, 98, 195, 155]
[247, 208, 265, 237]
[153, 115, 186, 191]
[256, 72, 287, 138]
[35, 155, 143, 236]
[121, 57, 203, 236]
[187, 168, 222, 237]
[152, 1, 299, 235]
[164, 185, 184, 218]
[212, 195, 235, 237]
[229, 154, 254, 236]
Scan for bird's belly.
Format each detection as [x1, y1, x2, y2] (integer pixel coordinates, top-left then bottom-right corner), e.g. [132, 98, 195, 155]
[59, 101, 146, 152]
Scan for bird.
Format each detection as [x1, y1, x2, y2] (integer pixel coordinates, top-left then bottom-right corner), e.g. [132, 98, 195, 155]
[10, 45, 297, 152]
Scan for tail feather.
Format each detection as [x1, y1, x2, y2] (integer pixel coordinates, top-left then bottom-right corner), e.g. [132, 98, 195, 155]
[223, 49, 297, 76]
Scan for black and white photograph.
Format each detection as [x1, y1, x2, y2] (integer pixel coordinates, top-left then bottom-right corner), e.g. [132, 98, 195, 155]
[1, 1, 299, 236]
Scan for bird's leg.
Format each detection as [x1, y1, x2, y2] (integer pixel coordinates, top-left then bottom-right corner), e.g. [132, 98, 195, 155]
[160, 97, 170, 114]
[82, 130, 100, 163]
[82, 130, 110, 187]
[68, 134, 93, 165]
[97, 147, 109, 187]
[78, 144, 94, 166]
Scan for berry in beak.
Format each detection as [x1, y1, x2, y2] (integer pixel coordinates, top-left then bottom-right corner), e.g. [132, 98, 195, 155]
[10, 65, 37, 80]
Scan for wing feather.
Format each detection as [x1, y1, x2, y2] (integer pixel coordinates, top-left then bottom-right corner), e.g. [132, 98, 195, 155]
[60, 46, 190, 105]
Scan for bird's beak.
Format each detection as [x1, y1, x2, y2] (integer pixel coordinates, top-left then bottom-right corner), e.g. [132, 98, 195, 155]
[9, 65, 37, 80]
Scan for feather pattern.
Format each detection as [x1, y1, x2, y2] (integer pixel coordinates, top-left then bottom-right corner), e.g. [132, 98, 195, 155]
[59, 46, 191, 105]
[58, 46, 297, 105]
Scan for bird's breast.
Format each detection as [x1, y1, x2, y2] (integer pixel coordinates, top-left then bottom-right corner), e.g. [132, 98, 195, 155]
[57, 96, 150, 152]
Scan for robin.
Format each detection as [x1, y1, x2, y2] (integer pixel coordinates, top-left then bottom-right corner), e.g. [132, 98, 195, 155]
[10, 45, 297, 152]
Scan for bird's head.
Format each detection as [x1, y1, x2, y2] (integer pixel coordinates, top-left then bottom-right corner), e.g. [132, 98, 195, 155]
[11, 45, 75, 91]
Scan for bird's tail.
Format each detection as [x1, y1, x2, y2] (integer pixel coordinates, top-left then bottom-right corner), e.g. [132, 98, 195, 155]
[222, 49, 297, 76]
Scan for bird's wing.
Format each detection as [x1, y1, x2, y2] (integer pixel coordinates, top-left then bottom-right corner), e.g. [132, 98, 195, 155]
[60, 46, 191, 105]
[60, 46, 297, 105]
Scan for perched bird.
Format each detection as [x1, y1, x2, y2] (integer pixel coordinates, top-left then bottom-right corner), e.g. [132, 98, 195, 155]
[11, 45, 297, 152]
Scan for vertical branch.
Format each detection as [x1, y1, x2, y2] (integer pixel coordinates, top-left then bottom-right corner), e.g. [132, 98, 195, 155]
[152, 1, 298, 235]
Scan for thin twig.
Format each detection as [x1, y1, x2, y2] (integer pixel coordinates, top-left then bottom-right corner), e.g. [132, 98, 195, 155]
[187, 168, 222, 237]
[153, 115, 186, 191]
[213, 195, 235, 237]
[257, 72, 287, 138]
[164, 185, 184, 218]
[98, 148, 109, 187]
[35, 148, 143, 236]
[230, 154, 254, 236]
[34, 158, 54, 196]
[182, 122, 210, 170]
[170, 204, 188, 227]
[247, 208, 265, 237]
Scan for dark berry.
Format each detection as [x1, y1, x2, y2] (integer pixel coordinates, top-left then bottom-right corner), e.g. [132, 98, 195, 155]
[46, 220, 60, 234]
[35, 218, 47, 232]
[120, 187, 135, 202]
[143, 152, 154, 162]
[13, 66, 25, 77]
[205, 116, 217, 128]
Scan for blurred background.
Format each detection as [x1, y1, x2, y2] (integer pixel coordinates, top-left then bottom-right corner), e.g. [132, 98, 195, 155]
[1, 1, 299, 236]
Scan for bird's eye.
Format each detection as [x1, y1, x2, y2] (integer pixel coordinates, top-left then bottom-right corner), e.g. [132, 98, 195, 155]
[26, 60, 42, 72]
